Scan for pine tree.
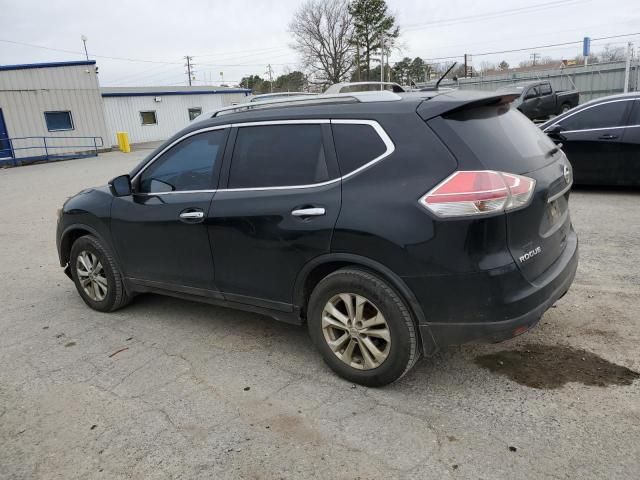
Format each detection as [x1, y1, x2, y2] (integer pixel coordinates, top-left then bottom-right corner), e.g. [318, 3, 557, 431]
[349, 0, 399, 81]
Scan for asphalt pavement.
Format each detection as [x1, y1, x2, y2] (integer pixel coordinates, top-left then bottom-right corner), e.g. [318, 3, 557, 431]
[1, 151, 638, 479]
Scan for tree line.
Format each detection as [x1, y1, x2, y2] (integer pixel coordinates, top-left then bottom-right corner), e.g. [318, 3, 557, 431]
[241, 0, 630, 93]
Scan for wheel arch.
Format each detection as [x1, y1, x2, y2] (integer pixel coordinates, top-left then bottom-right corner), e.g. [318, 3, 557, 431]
[294, 254, 437, 355]
[294, 254, 427, 325]
[59, 224, 110, 267]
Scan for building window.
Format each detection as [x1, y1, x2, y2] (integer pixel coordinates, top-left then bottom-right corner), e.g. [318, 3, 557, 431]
[188, 108, 202, 121]
[44, 111, 74, 132]
[140, 111, 157, 125]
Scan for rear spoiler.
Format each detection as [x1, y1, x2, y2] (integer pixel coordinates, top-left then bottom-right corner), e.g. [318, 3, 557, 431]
[417, 92, 520, 121]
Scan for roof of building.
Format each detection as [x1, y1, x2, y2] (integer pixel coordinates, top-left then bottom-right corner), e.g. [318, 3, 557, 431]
[0, 60, 97, 72]
[100, 86, 251, 97]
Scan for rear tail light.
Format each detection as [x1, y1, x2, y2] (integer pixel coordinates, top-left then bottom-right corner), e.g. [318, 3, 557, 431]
[420, 170, 536, 218]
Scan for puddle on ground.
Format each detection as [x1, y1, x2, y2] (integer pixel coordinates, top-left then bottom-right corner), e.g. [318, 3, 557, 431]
[475, 344, 640, 389]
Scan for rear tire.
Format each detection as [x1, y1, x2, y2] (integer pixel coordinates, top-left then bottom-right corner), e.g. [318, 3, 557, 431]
[561, 103, 571, 114]
[70, 235, 130, 312]
[307, 268, 420, 387]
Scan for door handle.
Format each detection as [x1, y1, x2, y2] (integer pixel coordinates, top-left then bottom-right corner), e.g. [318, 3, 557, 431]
[179, 209, 204, 223]
[598, 134, 618, 140]
[291, 207, 325, 217]
[180, 211, 204, 219]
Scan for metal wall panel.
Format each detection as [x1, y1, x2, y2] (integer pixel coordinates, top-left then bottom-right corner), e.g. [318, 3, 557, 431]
[440, 60, 639, 103]
[101, 92, 248, 145]
[0, 64, 110, 159]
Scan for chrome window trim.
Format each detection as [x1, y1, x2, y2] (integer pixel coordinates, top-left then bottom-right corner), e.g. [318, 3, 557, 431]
[543, 98, 636, 132]
[133, 119, 395, 195]
[131, 124, 231, 185]
[232, 119, 330, 127]
[548, 124, 640, 134]
[331, 119, 395, 182]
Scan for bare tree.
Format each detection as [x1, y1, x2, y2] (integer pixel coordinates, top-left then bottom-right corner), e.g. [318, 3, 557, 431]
[289, 0, 354, 86]
[599, 44, 626, 62]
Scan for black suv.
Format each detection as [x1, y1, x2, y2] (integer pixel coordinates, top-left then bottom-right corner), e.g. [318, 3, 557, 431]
[56, 90, 578, 386]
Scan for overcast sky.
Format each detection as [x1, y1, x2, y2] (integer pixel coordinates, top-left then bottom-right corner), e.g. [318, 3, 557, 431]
[1, 0, 638, 86]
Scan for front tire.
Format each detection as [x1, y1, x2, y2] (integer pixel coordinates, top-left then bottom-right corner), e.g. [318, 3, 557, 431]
[69, 235, 130, 312]
[307, 268, 420, 387]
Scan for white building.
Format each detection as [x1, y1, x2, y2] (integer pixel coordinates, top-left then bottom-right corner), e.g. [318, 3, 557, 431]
[0, 60, 251, 165]
[101, 86, 250, 146]
[0, 60, 110, 164]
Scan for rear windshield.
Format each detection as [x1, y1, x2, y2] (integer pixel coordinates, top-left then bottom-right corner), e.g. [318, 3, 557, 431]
[442, 105, 556, 173]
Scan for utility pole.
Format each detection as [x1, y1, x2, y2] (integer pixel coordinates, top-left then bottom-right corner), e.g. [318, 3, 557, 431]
[464, 53, 473, 78]
[530, 52, 541, 66]
[380, 34, 385, 89]
[184, 56, 195, 86]
[623, 42, 633, 93]
[265, 64, 274, 93]
[80, 35, 88, 61]
[356, 43, 361, 82]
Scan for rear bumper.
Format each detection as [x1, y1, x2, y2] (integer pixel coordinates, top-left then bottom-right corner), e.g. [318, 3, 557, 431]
[405, 230, 578, 352]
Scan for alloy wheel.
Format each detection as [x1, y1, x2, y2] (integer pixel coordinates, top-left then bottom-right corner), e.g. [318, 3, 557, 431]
[321, 293, 391, 370]
[75, 250, 108, 301]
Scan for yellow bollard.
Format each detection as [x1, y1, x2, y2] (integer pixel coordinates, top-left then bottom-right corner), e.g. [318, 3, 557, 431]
[116, 131, 131, 153]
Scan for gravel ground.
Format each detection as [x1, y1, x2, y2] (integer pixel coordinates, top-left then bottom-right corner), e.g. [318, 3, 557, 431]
[1, 151, 639, 480]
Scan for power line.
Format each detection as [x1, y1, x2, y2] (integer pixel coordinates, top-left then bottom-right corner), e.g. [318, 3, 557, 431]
[198, 52, 296, 68]
[393, 32, 640, 63]
[194, 46, 289, 59]
[403, 0, 586, 31]
[0, 38, 295, 68]
[473, 32, 640, 57]
[0, 38, 182, 65]
[397, 21, 630, 56]
[108, 63, 182, 84]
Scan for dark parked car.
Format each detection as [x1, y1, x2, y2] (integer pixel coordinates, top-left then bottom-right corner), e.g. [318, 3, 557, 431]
[56, 90, 578, 386]
[540, 92, 640, 186]
[499, 81, 579, 121]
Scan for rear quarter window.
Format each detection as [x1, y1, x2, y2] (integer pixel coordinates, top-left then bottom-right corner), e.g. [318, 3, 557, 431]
[331, 123, 387, 175]
[439, 105, 556, 173]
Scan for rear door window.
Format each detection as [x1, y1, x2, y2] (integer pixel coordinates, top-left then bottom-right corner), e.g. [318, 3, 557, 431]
[228, 124, 330, 188]
[331, 123, 387, 175]
[560, 101, 630, 131]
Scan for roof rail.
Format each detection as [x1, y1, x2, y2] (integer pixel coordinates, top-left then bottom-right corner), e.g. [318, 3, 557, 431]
[193, 90, 401, 122]
[324, 82, 406, 94]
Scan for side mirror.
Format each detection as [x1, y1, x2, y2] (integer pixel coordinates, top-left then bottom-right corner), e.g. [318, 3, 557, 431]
[546, 124, 564, 135]
[545, 124, 566, 142]
[109, 174, 132, 197]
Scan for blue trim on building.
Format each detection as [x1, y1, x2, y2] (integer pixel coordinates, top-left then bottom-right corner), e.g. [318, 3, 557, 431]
[0, 60, 97, 72]
[101, 89, 251, 97]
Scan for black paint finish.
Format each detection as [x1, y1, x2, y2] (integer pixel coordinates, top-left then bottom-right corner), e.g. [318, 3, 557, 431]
[57, 89, 579, 352]
[540, 94, 640, 186]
